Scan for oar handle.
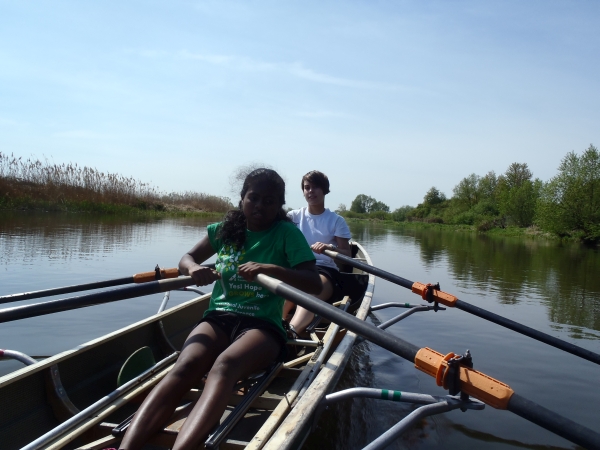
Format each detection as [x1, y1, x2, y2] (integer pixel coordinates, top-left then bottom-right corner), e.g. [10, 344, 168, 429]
[132, 267, 180, 283]
[254, 273, 600, 449]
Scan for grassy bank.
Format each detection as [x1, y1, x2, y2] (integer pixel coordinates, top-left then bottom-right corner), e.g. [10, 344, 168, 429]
[0, 195, 226, 218]
[0, 153, 231, 217]
[343, 216, 564, 241]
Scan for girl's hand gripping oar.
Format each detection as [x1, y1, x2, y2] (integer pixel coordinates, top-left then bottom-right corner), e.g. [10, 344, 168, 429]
[0, 266, 180, 305]
[0, 276, 198, 324]
[254, 273, 600, 450]
[323, 249, 600, 367]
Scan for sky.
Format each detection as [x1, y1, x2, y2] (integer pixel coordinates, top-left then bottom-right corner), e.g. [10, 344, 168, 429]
[1, 1, 599, 210]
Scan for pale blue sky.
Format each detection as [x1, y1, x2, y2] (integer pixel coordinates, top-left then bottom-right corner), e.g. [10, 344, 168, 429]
[1, 1, 599, 210]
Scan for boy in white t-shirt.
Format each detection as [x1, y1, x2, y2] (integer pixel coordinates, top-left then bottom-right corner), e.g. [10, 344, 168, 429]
[285, 170, 352, 335]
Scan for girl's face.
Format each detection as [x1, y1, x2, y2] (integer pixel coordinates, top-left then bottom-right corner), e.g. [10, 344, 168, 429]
[303, 180, 325, 206]
[242, 182, 281, 232]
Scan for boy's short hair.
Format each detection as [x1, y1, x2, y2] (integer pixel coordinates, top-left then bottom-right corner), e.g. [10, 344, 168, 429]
[301, 170, 330, 195]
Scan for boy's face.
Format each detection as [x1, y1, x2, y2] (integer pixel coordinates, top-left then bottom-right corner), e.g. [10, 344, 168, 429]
[303, 180, 325, 206]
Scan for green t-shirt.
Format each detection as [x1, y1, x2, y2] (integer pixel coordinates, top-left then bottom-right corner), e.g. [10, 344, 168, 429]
[205, 220, 315, 337]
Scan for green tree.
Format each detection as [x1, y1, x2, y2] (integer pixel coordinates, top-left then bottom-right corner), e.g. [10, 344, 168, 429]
[392, 205, 414, 221]
[497, 162, 539, 227]
[371, 200, 390, 213]
[478, 171, 498, 203]
[452, 174, 480, 208]
[350, 194, 374, 213]
[504, 162, 532, 189]
[504, 178, 541, 227]
[537, 145, 600, 241]
[349, 194, 389, 213]
[423, 187, 446, 205]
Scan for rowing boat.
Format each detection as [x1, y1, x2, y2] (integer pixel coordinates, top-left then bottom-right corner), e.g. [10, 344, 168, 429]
[0, 242, 375, 450]
[3, 240, 600, 449]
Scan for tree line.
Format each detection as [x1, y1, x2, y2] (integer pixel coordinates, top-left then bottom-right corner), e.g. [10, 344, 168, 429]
[340, 145, 600, 243]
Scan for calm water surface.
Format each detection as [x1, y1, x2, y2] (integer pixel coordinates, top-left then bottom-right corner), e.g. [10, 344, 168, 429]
[1, 212, 599, 449]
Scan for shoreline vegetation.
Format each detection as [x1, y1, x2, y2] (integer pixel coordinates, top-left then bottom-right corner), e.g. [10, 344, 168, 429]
[0, 152, 231, 218]
[2, 148, 598, 246]
[338, 144, 600, 245]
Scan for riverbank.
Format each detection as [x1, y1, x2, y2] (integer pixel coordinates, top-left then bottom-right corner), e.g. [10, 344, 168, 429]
[0, 153, 233, 218]
[0, 197, 226, 218]
[343, 217, 566, 241]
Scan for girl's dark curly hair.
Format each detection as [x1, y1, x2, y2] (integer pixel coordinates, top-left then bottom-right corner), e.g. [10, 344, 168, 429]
[219, 168, 289, 248]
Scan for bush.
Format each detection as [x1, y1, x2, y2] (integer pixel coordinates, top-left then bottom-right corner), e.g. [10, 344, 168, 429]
[472, 200, 499, 216]
[340, 210, 368, 219]
[368, 211, 391, 220]
[453, 211, 476, 225]
[391, 205, 414, 222]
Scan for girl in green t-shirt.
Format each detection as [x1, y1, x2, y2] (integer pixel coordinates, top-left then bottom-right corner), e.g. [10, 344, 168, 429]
[119, 168, 321, 450]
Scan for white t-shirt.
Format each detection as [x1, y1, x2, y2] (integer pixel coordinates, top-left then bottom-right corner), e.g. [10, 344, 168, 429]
[287, 207, 351, 271]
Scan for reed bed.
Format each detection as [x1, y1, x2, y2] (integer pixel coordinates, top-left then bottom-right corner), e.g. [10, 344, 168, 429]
[0, 152, 232, 214]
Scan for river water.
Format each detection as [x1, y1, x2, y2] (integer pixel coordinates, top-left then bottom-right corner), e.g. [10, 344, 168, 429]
[1, 212, 599, 449]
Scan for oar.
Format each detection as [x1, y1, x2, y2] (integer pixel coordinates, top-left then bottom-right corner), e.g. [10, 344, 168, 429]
[0, 277, 197, 324]
[324, 250, 600, 366]
[255, 273, 600, 450]
[0, 267, 180, 305]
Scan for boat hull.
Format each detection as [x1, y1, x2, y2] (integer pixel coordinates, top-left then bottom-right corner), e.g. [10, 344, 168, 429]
[0, 242, 374, 449]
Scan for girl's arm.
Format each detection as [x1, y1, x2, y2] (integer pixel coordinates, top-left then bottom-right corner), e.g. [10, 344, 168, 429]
[179, 235, 221, 286]
[238, 260, 322, 294]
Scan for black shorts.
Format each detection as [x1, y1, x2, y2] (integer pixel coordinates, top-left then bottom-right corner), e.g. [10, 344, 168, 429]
[201, 311, 287, 358]
[317, 265, 344, 303]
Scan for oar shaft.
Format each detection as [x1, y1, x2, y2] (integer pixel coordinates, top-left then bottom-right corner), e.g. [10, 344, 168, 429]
[508, 393, 600, 450]
[0, 267, 181, 305]
[255, 274, 600, 450]
[456, 300, 600, 365]
[0, 277, 133, 304]
[326, 250, 414, 289]
[0, 277, 196, 324]
[325, 250, 600, 366]
[255, 274, 420, 360]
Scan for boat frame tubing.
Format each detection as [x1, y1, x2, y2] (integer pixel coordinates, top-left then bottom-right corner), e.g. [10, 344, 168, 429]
[324, 250, 600, 366]
[22, 352, 179, 450]
[255, 274, 600, 450]
[0, 277, 196, 323]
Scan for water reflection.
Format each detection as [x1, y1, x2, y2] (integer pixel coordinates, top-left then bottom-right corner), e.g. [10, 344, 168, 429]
[1, 212, 150, 266]
[0, 212, 215, 378]
[1, 214, 598, 448]
[356, 224, 600, 334]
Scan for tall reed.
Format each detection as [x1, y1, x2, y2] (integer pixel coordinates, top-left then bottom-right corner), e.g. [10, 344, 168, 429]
[0, 152, 232, 213]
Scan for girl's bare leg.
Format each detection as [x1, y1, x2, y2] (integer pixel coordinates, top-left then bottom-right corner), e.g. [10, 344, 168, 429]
[172, 328, 281, 450]
[118, 321, 229, 450]
[289, 274, 333, 334]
